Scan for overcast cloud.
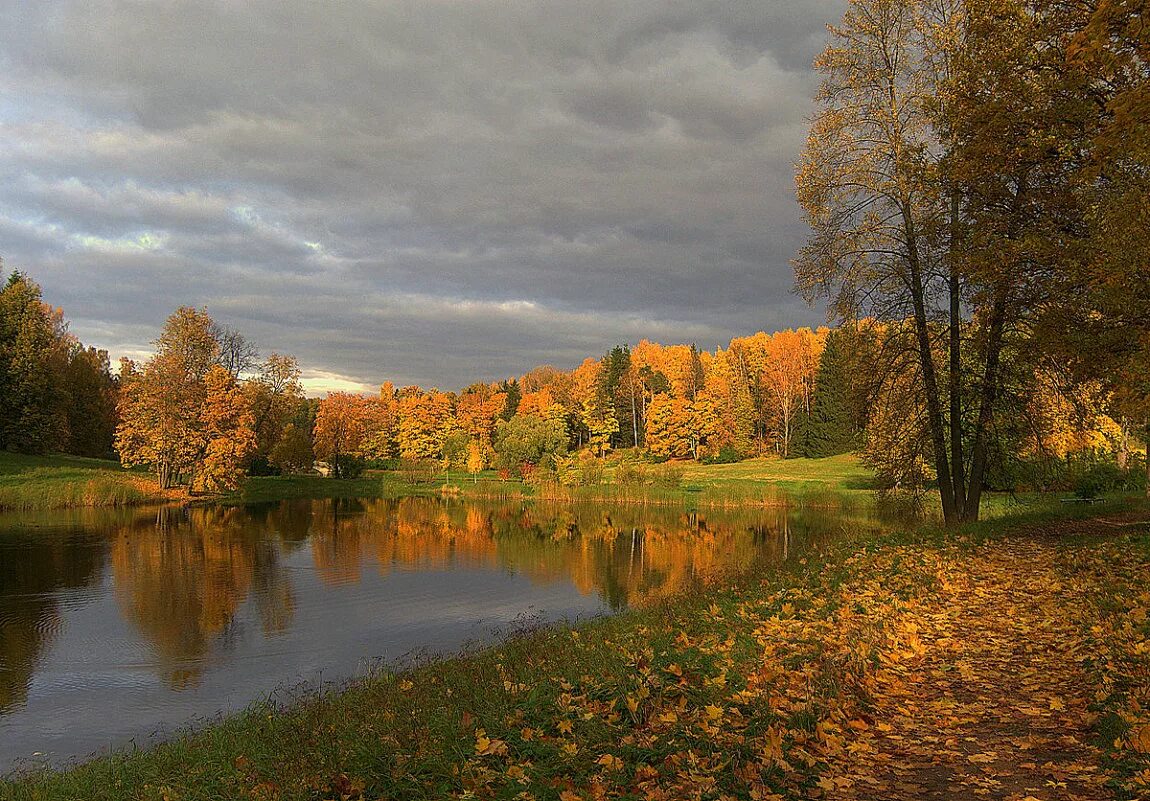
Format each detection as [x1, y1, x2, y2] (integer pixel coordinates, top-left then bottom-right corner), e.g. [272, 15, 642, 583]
[0, 0, 841, 392]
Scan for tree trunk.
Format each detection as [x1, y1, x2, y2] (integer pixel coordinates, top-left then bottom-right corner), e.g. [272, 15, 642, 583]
[948, 191, 968, 518]
[1144, 424, 1150, 498]
[903, 208, 957, 523]
[1116, 420, 1129, 470]
[630, 381, 639, 448]
[963, 290, 1009, 521]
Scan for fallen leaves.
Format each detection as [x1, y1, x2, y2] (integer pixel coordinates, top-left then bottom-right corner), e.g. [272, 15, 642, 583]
[195, 519, 1150, 801]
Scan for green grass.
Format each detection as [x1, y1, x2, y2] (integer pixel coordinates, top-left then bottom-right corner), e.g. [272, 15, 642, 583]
[678, 454, 874, 492]
[5, 499, 1145, 800]
[0, 452, 177, 511]
[212, 455, 875, 510]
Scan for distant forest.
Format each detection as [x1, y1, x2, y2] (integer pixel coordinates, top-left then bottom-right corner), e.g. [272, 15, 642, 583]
[2, 268, 1139, 500]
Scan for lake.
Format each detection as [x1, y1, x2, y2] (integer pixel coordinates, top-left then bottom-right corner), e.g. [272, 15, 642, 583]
[0, 495, 881, 771]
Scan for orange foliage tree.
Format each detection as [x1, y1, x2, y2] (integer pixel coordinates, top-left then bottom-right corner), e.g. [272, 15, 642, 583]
[397, 390, 455, 459]
[313, 392, 384, 477]
[117, 307, 251, 489]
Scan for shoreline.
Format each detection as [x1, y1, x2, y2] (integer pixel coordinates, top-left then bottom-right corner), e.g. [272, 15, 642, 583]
[3, 502, 1147, 799]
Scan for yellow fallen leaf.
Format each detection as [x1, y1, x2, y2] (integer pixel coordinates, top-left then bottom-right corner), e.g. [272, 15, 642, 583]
[596, 753, 624, 771]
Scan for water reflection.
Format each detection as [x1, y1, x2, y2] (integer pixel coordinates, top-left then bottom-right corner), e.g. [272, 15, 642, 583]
[0, 496, 875, 768]
[0, 531, 103, 712]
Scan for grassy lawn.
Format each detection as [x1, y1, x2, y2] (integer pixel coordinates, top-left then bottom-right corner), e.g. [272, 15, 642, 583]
[0, 452, 180, 512]
[678, 454, 873, 494]
[211, 455, 874, 509]
[3, 500, 1146, 800]
[0, 452, 873, 511]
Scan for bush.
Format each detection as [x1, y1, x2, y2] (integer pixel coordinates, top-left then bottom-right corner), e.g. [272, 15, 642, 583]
[246, 455, 281, 477]
[652, 463, 685, 488]
[1075, 456, 1145, 498]
[333, 454, 367, 479]
[702, 445, 743, 465]
[577, 452, 605, 486]
[615, 460, 647, 486]
[398, 458, 438, 483]
[494, 414, 568, 474]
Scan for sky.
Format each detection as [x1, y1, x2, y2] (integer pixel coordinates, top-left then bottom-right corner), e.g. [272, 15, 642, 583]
[1, 0, 843, 394]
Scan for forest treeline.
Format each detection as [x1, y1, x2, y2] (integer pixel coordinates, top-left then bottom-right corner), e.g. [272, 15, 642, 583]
[2, 268, 1138, 501]
[1, 0, 1145, 522]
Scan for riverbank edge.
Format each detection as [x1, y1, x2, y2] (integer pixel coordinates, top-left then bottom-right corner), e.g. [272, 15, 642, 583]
[3, 500, 1146, 800]
[1, 453, 873, 513]
[2, 451, 1092, 516]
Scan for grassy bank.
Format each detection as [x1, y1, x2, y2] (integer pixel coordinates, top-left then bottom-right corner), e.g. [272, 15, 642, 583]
[0, 453, 872, 512]
[0, 452, 181, 512]
[224, 454, 876, 509]
[4, 501, 1147, 800]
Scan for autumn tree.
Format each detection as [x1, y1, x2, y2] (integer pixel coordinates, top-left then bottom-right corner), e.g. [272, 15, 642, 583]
[117, 307, 255, 489]
[456, 387, 506, 447]
[493, 413, 568, 475]
[581, 395, 619, 457]
[62, 345, 119, 458]
[702, 347, 755, 455]
[245, 353, 305, 463]
[362, 382, 400, 460]
[193, 366, 257, 492]
[466, 438, 488, 481]
[796, 0, 1089, 521]
[644, 392, 722, 461]
[396, 390, 455, 459]
[313, 392, 383, 477]
[269, 422, 313, 474]
[645, 394, 693, 459]
[1035, 0, 1150, 490]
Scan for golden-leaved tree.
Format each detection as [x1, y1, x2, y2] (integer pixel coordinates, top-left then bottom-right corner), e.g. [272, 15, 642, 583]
[117, 307, 256, 490]
[796, 0, 1091, 522]
[194, 366, 258, 493]
[397, 391, 456, 459]
[313, 392, 387, 476]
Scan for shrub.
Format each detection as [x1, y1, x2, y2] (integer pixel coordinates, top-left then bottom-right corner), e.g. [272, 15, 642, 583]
[334, 454, 367, 479]
[652, 463, 685, 488]
[577, 452, 605, 486]
[494, 414, 568, 474]
[615, 460, 647, 486]
[702, 445, 743, 465]
[399, 458, 438, 483]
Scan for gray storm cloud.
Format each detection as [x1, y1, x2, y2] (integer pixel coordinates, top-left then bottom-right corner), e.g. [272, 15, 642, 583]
[0, 0, 841, 391]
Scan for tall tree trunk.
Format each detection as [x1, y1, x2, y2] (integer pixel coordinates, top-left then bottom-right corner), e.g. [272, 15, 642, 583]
[948, 191, 968, 517]
[630, 380, 639, 448]
[963, 290, 1009, 521]
[904, 209, 957, 523]
[1144, 423, 1150, 498]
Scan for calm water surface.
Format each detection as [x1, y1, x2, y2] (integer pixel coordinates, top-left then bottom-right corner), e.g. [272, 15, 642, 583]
[0, 496, 881, 770]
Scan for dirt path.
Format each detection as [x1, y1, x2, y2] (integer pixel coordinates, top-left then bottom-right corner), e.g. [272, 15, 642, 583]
[825, 539, 1111, 801]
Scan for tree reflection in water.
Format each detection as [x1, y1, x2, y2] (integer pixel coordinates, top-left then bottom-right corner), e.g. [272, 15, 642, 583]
[3, 497, 872, 695]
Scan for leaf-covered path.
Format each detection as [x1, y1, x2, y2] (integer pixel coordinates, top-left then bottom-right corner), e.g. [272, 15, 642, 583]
[823, 538, 1116, 800]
